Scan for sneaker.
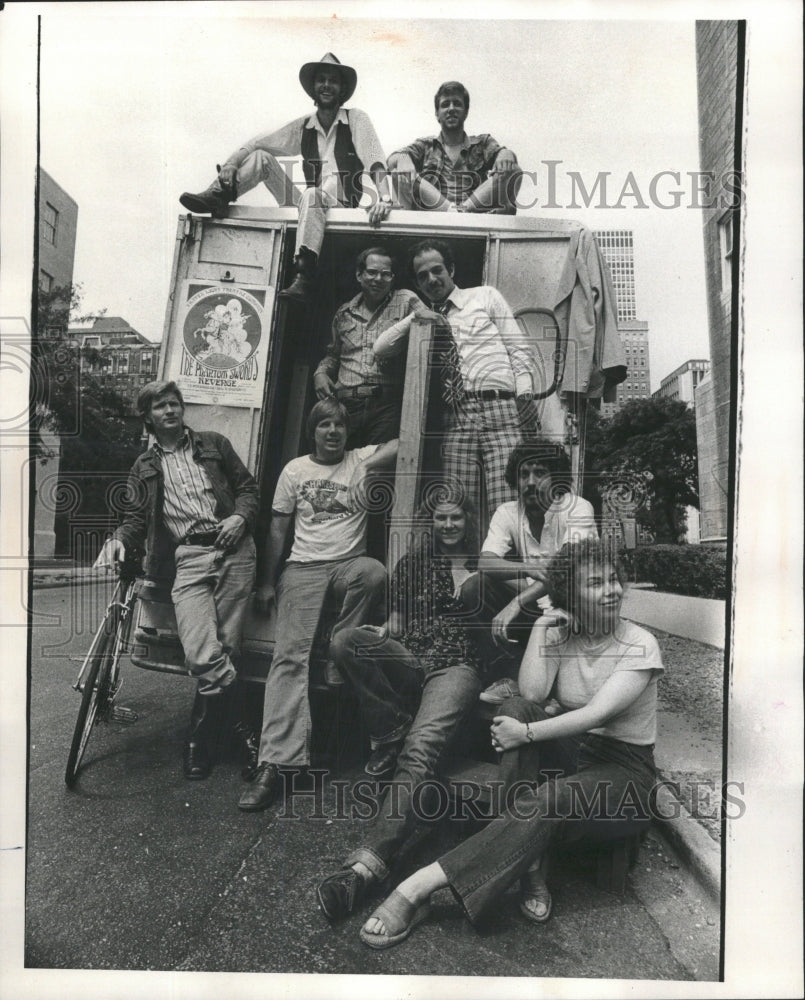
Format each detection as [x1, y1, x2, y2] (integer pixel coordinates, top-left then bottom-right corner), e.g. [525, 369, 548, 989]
[479, 677, 521, 705]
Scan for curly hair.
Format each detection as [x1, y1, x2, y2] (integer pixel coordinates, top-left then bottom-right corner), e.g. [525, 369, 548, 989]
[504, 438, 571, 493]
[544, 538, 624, 617]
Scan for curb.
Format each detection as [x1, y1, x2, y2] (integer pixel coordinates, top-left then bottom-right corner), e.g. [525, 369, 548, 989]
[32, 573, 114, 590]
[652, 782, 722, 901]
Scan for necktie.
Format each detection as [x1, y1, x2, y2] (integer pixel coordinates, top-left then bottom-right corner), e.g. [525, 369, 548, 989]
[434, 300, 464, 407]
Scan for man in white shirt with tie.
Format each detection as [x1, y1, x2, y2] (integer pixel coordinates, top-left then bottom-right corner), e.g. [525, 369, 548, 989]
[396, 238, 535, 519]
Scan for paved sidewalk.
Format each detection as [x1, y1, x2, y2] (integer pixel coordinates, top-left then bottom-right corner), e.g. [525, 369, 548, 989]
[621, 584, 726, 898]
[622, 585, 726, 649]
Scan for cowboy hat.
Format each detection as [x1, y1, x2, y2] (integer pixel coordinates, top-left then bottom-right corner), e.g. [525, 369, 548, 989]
[299, 52, 357, 104]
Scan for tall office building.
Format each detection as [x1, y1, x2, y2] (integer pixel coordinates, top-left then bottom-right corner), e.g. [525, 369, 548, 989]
[594, 230, 652, 418]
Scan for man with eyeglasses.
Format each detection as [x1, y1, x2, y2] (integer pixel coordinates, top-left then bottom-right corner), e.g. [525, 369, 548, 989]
[313, 246, 438, 447]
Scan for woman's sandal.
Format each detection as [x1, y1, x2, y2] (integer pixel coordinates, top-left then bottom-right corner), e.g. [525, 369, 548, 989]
[359, 889, 431, 950]
[519, 866, 553, 924]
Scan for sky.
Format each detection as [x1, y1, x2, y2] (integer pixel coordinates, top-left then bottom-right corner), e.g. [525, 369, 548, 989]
[36, 5, 711, 391]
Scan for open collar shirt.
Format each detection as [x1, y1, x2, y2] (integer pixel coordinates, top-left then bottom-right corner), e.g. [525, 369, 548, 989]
[315, 288, 426, 387]
[394, 132, 503, 203]
[152, 431, 219, 542]
[230, 107, 386, 188]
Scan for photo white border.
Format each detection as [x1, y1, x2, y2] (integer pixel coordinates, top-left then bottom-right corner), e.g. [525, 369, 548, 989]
[1, 2, 802, 998]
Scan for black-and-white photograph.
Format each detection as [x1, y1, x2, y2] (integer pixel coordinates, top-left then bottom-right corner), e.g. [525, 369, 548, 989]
[1, 3, 801, 998]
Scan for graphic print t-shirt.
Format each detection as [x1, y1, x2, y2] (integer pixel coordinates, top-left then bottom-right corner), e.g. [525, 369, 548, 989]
[271, 446, 378, 562]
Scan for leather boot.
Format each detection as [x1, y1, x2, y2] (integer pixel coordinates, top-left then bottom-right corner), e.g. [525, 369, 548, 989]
[278, 248, 318, 302]
[179, 169, 236, 218]
[183, 687, 233, 780]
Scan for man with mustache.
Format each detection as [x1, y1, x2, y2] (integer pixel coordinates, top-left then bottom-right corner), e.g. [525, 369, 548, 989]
[462, 440, 598, 705]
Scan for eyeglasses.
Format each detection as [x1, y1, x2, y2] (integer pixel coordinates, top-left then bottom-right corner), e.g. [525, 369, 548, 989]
[363, 268, 394, 280]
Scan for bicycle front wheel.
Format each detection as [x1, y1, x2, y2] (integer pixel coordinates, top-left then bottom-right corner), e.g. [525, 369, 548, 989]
[64, 624, 116, 788]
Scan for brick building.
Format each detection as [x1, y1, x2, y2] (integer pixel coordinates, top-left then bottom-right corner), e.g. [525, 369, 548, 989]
[34, 170, 79, 557]
[69, 316, 161, 413]
[694, 21, 741, 543]
[37, 168, 78, 299]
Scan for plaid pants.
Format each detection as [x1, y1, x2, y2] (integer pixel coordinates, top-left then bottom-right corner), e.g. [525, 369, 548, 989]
[441, 395, 521, 519]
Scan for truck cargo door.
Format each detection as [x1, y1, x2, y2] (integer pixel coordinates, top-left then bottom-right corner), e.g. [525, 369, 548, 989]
[159, 215, 288, 474]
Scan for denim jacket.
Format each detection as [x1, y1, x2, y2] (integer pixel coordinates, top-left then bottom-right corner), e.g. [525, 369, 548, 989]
[114, 427, 259, 582]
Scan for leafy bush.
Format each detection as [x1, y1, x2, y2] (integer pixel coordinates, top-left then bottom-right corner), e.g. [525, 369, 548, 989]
[621, 544, 728, 600]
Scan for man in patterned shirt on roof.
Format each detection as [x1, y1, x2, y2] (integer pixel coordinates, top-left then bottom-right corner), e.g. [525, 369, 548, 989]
[94, 381, 258, 782]
[388, 80, 523, 214]
[313, 246, 439, 448]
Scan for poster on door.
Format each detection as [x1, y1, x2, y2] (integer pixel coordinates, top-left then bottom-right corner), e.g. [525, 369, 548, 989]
[170, 281, 273, 406]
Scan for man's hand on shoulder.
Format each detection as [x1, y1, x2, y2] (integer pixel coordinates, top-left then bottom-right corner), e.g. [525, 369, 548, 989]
[215, 514, 246, 551]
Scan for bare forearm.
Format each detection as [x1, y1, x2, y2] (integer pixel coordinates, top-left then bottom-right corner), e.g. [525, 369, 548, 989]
[477, 553, 547, 580]
[262, 519, 290, 585]
[363, 439, 398, 472]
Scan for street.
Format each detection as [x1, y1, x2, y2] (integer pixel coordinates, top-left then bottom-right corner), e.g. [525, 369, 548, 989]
[25, 581, 720, 981]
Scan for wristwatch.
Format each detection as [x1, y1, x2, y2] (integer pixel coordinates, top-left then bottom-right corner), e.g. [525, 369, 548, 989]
[525, 722, 537, 743]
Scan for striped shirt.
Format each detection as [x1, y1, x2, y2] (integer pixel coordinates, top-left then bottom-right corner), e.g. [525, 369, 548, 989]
[153, 433, 219, 542]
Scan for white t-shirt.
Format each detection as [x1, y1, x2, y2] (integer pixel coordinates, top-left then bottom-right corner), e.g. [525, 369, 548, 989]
[544, 620, 663, 745]
[272, 446, 377, 562]
[482, 494, 598, 579]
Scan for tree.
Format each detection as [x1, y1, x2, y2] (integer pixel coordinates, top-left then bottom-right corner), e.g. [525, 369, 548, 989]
[33, 283, 142, 558]
[587, 397, 699, 544]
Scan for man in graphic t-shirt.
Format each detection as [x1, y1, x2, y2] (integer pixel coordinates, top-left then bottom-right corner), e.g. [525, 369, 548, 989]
[238, 397, 398, 812]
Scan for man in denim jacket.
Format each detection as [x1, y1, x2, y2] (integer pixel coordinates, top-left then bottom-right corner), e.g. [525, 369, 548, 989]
[95, 380, 258, 780]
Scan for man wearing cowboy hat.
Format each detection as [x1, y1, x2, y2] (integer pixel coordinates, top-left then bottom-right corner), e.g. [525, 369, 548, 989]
[180, 54, 393, 302]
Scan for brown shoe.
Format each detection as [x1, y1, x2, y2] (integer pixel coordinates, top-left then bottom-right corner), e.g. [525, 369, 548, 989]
[237, 761, 283, 811]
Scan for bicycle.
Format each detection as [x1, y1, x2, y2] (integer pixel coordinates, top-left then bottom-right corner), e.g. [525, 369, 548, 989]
[64, 560, 141, 788]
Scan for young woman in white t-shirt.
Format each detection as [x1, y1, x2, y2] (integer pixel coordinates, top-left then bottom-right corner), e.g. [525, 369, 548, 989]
[356, 538, 664, 950]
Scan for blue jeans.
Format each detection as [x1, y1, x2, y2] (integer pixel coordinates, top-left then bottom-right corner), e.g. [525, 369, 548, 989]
[439, 728, 657, 924]
[258, 556, 386, 766]
[331, 627, 423, 749]
[345, 660, 483, 877]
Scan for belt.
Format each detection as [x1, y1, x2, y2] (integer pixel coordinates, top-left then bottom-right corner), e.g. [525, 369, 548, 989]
[181, 530, 220, 547]
[335, 384, 393, 399]
[462, 389, 515, 400]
